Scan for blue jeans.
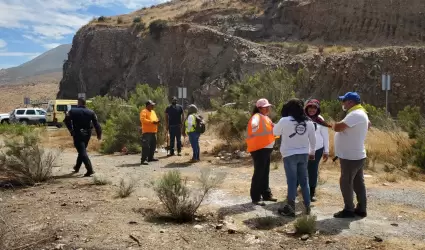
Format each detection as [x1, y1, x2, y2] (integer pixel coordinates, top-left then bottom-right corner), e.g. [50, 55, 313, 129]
[283, 154, 310, 208]
[188, 132, 200, 160]
[296, 147, 324, 196]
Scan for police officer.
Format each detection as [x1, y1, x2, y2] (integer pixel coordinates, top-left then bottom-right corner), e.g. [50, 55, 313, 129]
[64, 98, 102, 177]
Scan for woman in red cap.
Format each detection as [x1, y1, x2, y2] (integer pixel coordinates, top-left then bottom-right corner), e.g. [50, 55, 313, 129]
[303, 99, 330, 201]
[245, 98, 277, 206]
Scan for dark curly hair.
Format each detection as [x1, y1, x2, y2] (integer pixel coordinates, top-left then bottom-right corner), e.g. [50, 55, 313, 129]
[281, 98, 308, 123]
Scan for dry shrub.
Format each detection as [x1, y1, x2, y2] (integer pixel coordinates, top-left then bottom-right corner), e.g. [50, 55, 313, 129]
[0, 132, 61, 186]
[294, 215, 317, 234]
[93, 175, 111, 185]
[211, 141, 246, 155]
[384, 173, 399, 183]
[153, 169, 225, 222]
[117, 178, 136, 198]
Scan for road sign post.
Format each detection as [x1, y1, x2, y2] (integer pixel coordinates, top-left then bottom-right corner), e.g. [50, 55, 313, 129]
[382, 74, 391, 116]
[177, 87, 187, 106]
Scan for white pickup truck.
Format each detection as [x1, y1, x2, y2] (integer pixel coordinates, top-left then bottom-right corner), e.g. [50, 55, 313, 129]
[0, 112, 10, 124]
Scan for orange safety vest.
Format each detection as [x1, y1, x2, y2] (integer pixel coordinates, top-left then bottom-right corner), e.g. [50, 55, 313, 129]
[246, 113, 275, 153]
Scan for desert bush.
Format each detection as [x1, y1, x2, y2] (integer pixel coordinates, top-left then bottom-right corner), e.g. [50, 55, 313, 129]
[363, 103, 391, 129]
[117, 178, 136, 198]
[93, 175, 112, 185]
[117, 17, 123, 24]
[98, 16, 106, 22]
[0, 132, 60, 186]
[100, 84, 168, 154]
[320, 100, 344, 121]
[101, 106, 141, 154]
[134, 22, 146, 31]
[209, 68, 297, 145]
[397, 105, 423, 138]
[87, 95, 127, 124]
[153, 169, 225, 222]
[0, 124, 36, 137]
[294, 215, 317, 234]
[133, 16, 142, 23]
[411, 128, 425, 170]
[149, 19, 168, 39]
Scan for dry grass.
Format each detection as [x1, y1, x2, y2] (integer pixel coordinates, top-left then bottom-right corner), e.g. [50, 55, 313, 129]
[93, 175, 112, 185]
[117, 178, 136, 198]
[42, 129, 101, 152]
[88, 0, 261, 27]
[293, 215, 317, 234]
[328, 128, 412, 169]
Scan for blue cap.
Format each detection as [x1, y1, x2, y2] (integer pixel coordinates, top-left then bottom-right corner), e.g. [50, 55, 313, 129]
[338, 92, 360, 102]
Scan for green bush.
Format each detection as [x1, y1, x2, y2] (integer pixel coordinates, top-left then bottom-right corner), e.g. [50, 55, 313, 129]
[100, 106, 141, 154]
[149, 19, 168, 39]
[0, 124, 36, 137]
[411, 128, 425, 170]
[294, 215, 317, 234]
[397, 106, 423, 138]
[117, 17, 123, 24]
[133, 17, 142, 23]
[153, 169, 225, 222]
[363, 103, 391, 129]
[209, 68, 297, 145]
[87, 95, 127, 124]
[100, 84, 168, 154]
[320, 100, 344, 121]
[98, 16, 106, 22]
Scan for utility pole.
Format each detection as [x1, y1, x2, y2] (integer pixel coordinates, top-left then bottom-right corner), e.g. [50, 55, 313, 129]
[381, 73, 391, 116]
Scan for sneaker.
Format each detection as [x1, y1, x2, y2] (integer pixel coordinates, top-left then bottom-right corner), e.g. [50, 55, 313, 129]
[354, 208, 367, 218]
[167, 153, 175, 157]
[311, 196, 317, 202]
[141, 160, 149, 165]
[252, 201, 266, 206]
[278, 205, 295, 217]
[72, 166, 79, 173]
[333, 210, 355, 218]
[177, 151, 182, 156]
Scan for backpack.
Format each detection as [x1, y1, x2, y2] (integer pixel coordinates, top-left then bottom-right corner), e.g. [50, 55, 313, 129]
[194, 114, 206, 134]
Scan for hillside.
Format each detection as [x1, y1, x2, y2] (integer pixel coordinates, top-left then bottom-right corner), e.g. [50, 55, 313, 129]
[0, 44, 71, 85]
[58, 0, 425, 113]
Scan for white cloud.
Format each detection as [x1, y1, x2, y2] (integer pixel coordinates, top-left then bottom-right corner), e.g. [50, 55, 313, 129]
[0, 51, 41, 57]
[0, 0, 165, 42]
[43, 43, 61, 50]
[0, 39, 6, 48]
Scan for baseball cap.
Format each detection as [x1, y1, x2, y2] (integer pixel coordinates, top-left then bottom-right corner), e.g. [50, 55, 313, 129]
[172, 96, 178, 101]
[146, 100, 156, 106]
[256, 98, 272, 108]
[338, 92, 361, 102]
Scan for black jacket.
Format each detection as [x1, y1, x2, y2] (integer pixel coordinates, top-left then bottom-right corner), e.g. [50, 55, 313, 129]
[64, 106, 102, 138]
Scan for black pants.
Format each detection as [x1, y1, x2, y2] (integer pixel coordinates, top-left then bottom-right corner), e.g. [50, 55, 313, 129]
[141, 133, 157, 162]
[250, 148, 273, 202]
[169, 125, 182, 154]
[73, 135, 93, 173]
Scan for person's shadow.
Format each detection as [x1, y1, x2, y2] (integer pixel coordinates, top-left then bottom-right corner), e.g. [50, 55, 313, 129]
[317, 216, 363, 235]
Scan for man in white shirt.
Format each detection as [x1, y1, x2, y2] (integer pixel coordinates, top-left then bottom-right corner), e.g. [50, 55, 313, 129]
[332, 92, 370, 218]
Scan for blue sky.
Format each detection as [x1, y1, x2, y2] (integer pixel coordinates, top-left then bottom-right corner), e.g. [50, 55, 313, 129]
[0, 0, 164, 69]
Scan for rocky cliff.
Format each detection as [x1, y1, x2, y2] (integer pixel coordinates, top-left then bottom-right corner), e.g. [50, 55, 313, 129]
[58, 0, 425, 113]
[58, 23, 282, 105]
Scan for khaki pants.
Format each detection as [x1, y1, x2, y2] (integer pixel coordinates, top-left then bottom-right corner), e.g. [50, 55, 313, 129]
[339, 158, 367, 212]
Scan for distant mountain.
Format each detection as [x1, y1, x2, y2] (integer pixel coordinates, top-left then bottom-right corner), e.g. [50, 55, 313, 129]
[0, 44, 71, 85]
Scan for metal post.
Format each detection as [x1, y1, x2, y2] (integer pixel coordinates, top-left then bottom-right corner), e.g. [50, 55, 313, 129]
[385, 89, 389, 116]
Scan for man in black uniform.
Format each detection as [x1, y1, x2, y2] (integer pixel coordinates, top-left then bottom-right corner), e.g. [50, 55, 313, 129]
[64, 98, 102, 177]
[165, 96, 184, 156]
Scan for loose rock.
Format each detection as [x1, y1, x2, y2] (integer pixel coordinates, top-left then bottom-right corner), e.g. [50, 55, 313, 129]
[301, 234, 309, 241]
[194, 225, 204, 230]
[215, 224, 223, 230]
[228, 229, 236, 234]
[374, 236, 383, 242]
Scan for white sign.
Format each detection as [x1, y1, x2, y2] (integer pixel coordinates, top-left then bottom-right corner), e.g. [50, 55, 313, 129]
[382, 74, 391, 91]
[23, 97, 30, 105]
[78, 93, 86, 99]
[178, 87, 187, 99]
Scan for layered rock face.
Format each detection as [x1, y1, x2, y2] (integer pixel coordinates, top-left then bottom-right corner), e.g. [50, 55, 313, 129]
[58, 24, 281, 106]
[58, 0, 425, 113]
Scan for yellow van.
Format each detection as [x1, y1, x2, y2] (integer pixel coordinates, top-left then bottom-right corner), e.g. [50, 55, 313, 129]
[46, 99, 78, 127]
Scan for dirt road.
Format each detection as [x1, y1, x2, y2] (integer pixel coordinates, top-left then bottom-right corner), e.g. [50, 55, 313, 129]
[2, 133, 425, 250]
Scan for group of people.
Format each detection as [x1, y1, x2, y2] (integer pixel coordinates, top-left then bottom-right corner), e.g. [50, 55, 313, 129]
[139, 97, 203, 165]
[64, 92, 370, 219]
[247, 92, 370, 218]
